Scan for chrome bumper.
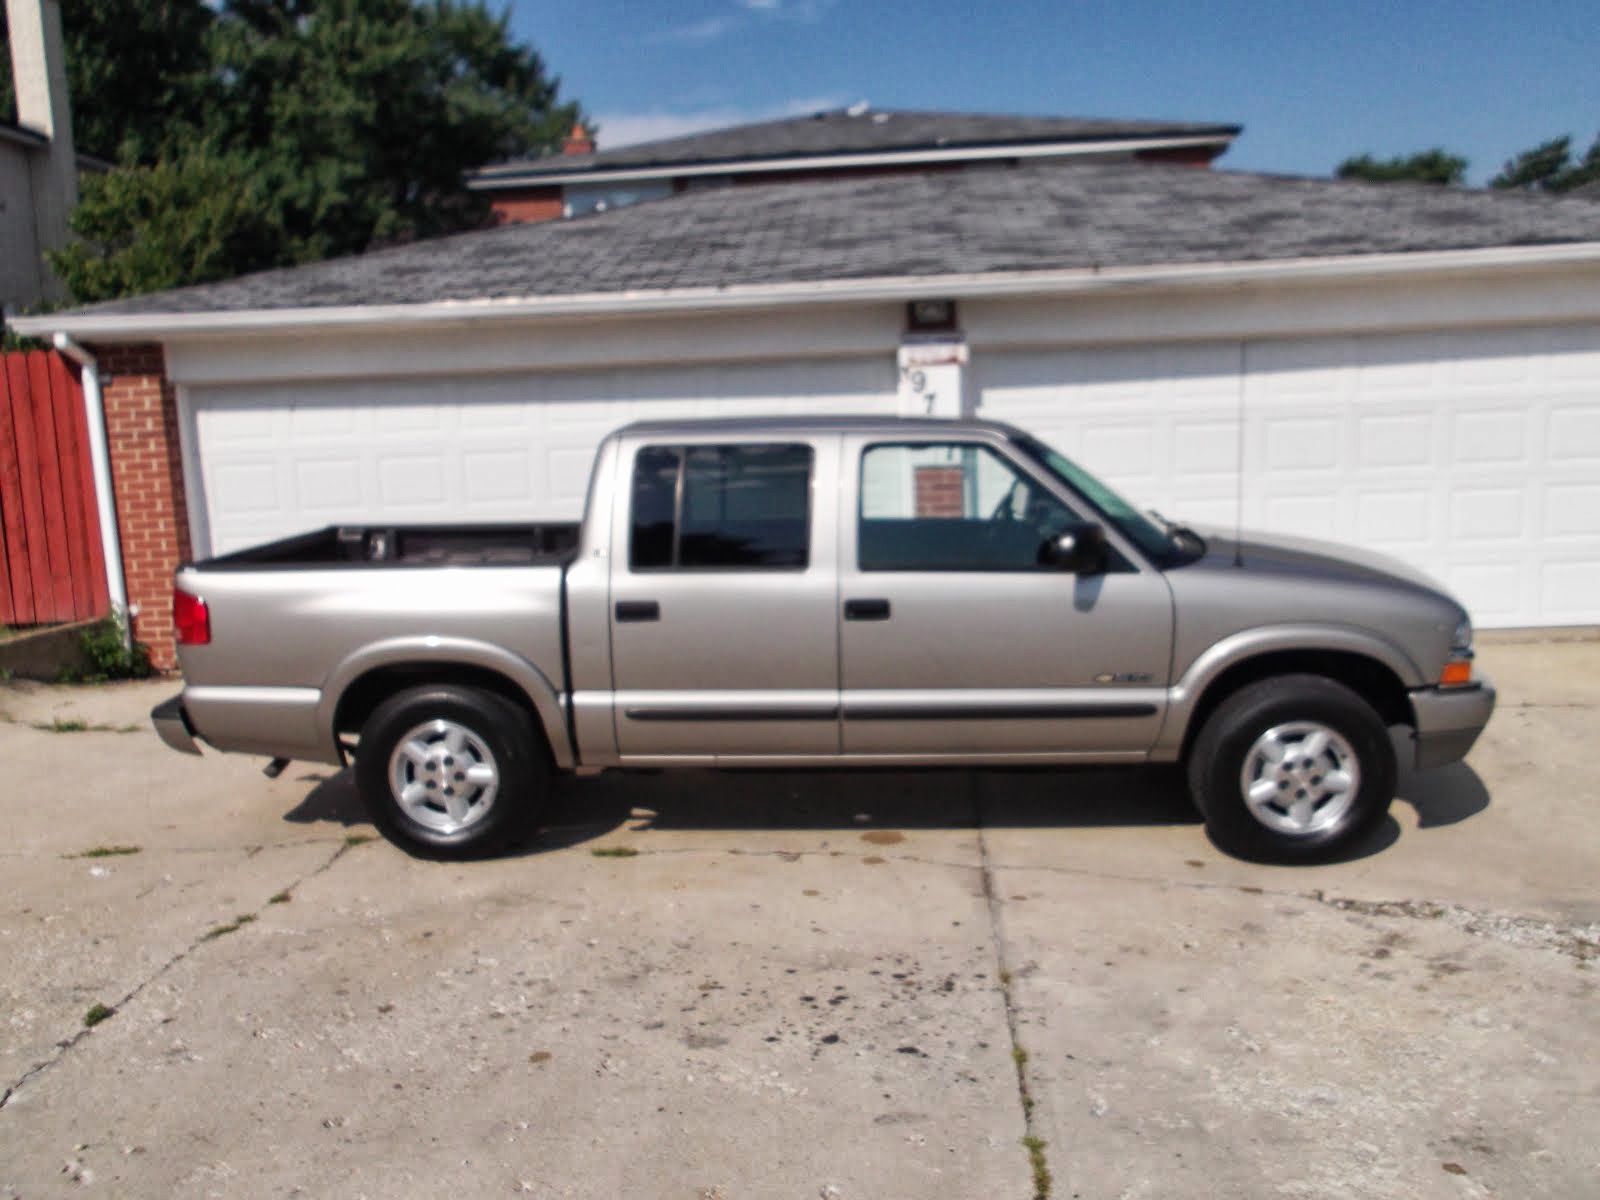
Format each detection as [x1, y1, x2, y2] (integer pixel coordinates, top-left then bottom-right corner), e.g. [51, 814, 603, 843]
[1410, 677, 1496, 771]
[151, 693, 203, 756]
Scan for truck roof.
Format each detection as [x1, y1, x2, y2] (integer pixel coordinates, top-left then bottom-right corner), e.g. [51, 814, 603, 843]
[610, 414, 1029, 439]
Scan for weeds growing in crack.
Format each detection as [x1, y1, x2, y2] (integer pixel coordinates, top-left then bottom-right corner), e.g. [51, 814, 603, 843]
[202, 913, 256, 941]
[83, 1003, 114, 1028]
[66, 845, 142, 859]
[1022, 1134, 1052, 1199]
[591, 846, 639, 858]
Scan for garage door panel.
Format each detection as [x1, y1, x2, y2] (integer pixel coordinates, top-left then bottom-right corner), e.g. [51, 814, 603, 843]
[190, 357, 894, 556]
[1547, 404, 1600, 462]
[977, 325, 1600, 627]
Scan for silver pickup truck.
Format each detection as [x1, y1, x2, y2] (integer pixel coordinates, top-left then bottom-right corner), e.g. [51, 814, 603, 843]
[154, 416, 1493, 862]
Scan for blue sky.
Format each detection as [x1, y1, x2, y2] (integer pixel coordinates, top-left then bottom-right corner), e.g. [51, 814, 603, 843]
[508, 0, 1598, 185]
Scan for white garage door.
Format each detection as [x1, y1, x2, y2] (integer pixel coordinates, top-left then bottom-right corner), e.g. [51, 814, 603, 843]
[976, 325, 1600, 628]
[188, 357, 897, 556]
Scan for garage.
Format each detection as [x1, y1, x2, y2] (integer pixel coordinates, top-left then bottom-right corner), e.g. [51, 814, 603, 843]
[184, 356, 898, 556]
[975, 323, 1600, 628]
[15, 155, 1600, 666]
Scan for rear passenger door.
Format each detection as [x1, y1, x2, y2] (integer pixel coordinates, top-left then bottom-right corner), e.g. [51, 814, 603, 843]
[609, 436, 841, 759]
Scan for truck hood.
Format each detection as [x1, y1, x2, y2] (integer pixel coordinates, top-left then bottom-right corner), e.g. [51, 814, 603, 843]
[1184, 525, 1455, 603]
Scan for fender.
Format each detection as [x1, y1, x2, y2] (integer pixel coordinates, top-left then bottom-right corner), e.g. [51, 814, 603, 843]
[318, 635, 575, 770]
[1150, 623, 1423, 761]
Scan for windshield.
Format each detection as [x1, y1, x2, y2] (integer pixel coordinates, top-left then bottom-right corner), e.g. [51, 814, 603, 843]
[1013, 434, 1178, 563]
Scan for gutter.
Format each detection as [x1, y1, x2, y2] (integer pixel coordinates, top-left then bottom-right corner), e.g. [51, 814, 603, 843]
[12, 242, 1600, 343]
[51, 334, 131, 651]
[466, 133, 1235, 190]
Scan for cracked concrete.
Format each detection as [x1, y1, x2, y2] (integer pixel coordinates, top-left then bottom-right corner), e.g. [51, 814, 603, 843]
[2, 638, 1598, 1197]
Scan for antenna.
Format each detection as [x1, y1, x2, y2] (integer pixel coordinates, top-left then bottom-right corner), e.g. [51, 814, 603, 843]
[1234, 341, 1247, 568]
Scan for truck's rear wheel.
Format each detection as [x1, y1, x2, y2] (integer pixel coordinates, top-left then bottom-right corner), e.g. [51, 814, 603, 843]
[1187, 674, 1395, 863]
[355, 684, 547, 858]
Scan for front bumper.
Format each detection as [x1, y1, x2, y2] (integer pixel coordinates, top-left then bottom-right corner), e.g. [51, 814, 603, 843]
[1410, 677, 1496, 771]
[151, 693, 203, 756]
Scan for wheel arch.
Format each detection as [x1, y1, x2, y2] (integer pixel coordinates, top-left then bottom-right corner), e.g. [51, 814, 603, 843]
[321, 637, 572, 769]
[1154, 625, 1420, 764]
[1174, 648, 1414, 764]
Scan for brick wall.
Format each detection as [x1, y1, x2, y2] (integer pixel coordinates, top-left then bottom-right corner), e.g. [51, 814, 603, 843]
[914, 465, 966, 518]
[92, 342, 189, 669]
[489, 186, 564, 225]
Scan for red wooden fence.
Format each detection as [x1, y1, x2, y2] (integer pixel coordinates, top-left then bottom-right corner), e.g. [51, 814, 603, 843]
[0, 350, 109, 626]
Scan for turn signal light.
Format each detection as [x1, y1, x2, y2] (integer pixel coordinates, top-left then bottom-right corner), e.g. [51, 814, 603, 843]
[1439, 660, 1472, 687]
[173, 587, 210, 646]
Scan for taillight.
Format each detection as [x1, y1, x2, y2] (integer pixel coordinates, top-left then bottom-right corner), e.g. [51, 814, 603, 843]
[173, 587, 210, 646]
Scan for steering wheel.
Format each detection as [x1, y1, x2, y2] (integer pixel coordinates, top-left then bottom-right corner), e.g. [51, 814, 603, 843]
[989, 479, 1024, 523]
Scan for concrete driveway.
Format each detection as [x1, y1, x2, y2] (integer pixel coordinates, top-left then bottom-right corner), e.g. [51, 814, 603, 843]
[2, 638, 1596, 1198]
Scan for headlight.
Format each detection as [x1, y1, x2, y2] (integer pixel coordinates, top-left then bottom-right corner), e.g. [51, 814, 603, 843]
[1450, 618, 1473, 656]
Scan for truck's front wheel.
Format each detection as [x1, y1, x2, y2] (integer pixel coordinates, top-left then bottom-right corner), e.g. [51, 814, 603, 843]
[1187, 674, 1395, 863]
[355, 685, 547, 858]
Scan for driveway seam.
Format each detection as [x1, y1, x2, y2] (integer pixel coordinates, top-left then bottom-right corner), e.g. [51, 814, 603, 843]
[0, 839, 360, 1112]
[974, 777, 1052, 1200]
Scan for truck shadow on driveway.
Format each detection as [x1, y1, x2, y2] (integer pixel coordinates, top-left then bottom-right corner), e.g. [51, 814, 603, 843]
[282, 753, 1490, 863]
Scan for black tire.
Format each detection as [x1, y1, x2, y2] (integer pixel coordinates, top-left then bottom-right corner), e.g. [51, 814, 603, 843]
[1186, 674, 1395, 863]
[354, 684, 549, 858]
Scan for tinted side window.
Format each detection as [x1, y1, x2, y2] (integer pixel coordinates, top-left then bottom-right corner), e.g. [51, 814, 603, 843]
[858, 442, 1079, 571]
[630, 447, 680, 569]
[629, 443, 813, 570]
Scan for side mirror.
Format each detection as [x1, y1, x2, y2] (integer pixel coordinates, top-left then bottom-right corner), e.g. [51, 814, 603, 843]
[1040, 522, 1108, 574]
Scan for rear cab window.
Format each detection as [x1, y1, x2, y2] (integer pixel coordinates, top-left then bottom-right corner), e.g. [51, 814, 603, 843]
[630, 443, 814, 570]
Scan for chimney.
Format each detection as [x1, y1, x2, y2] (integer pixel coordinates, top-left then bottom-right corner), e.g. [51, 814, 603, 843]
[562, 123, 594, 156]
[6, 0, 78, 302]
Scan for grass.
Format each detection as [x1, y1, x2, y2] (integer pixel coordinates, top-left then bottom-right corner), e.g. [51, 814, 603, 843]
[67, 844, 142, 859]
[83, 1003, 114, 1028]
[1022, 1135, 1052, 1199]
[268, 891, 291, 905]
[35, 718, 88, 733]
[1011, 1045, 1029, 1068]
[344, 834, 374, 848]
[29, 718, 140, 734]
[591, 846, 640, 858]
[201, 913, 256, 941]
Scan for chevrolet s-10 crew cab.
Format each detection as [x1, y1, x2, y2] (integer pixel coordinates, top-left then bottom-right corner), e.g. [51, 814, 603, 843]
[153, 417, 1494, 862]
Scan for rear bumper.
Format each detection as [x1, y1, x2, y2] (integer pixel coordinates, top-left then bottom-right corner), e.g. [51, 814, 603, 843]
[1410, 677, 1496, 771]
[151, 694, 203, 756]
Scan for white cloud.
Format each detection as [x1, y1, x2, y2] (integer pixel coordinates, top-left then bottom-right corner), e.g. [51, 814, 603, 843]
[655, 0, 836, 43]
[593, 95, 852, 150]
[655, 15, 733, 44]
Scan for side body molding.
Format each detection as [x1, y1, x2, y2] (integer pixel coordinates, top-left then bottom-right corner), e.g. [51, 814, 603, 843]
[317, 636, 574, 769]
[1149, 623, 1425, 762]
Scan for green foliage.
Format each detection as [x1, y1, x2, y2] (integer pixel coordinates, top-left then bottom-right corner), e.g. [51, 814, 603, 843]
[51, 152, 291, 302]
[0, 1, 216, 163]
[63, 611, 153, 682]
[1491, 134, 1600, 193]
[1336, 149, 1467, 186]
[30, 0, 584, 303]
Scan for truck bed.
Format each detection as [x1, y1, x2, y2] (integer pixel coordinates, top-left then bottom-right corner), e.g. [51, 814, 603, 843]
[198, 523, 581, 569]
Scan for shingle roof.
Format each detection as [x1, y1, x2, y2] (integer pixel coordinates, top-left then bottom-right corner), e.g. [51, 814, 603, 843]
[61, 161, 1600, 319]
[471, 106, 1240, 181]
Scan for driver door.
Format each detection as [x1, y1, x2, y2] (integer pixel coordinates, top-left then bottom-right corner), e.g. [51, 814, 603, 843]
[838, 435, 1174, 757]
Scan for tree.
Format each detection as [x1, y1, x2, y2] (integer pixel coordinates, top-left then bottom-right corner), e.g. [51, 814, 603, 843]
[1335, 149, 1467, 186]
[49, 150, 292, 301]
[31, 0, 583, 302]
[1491, 134, 1600, 193]
[0, 0, 215, 163]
